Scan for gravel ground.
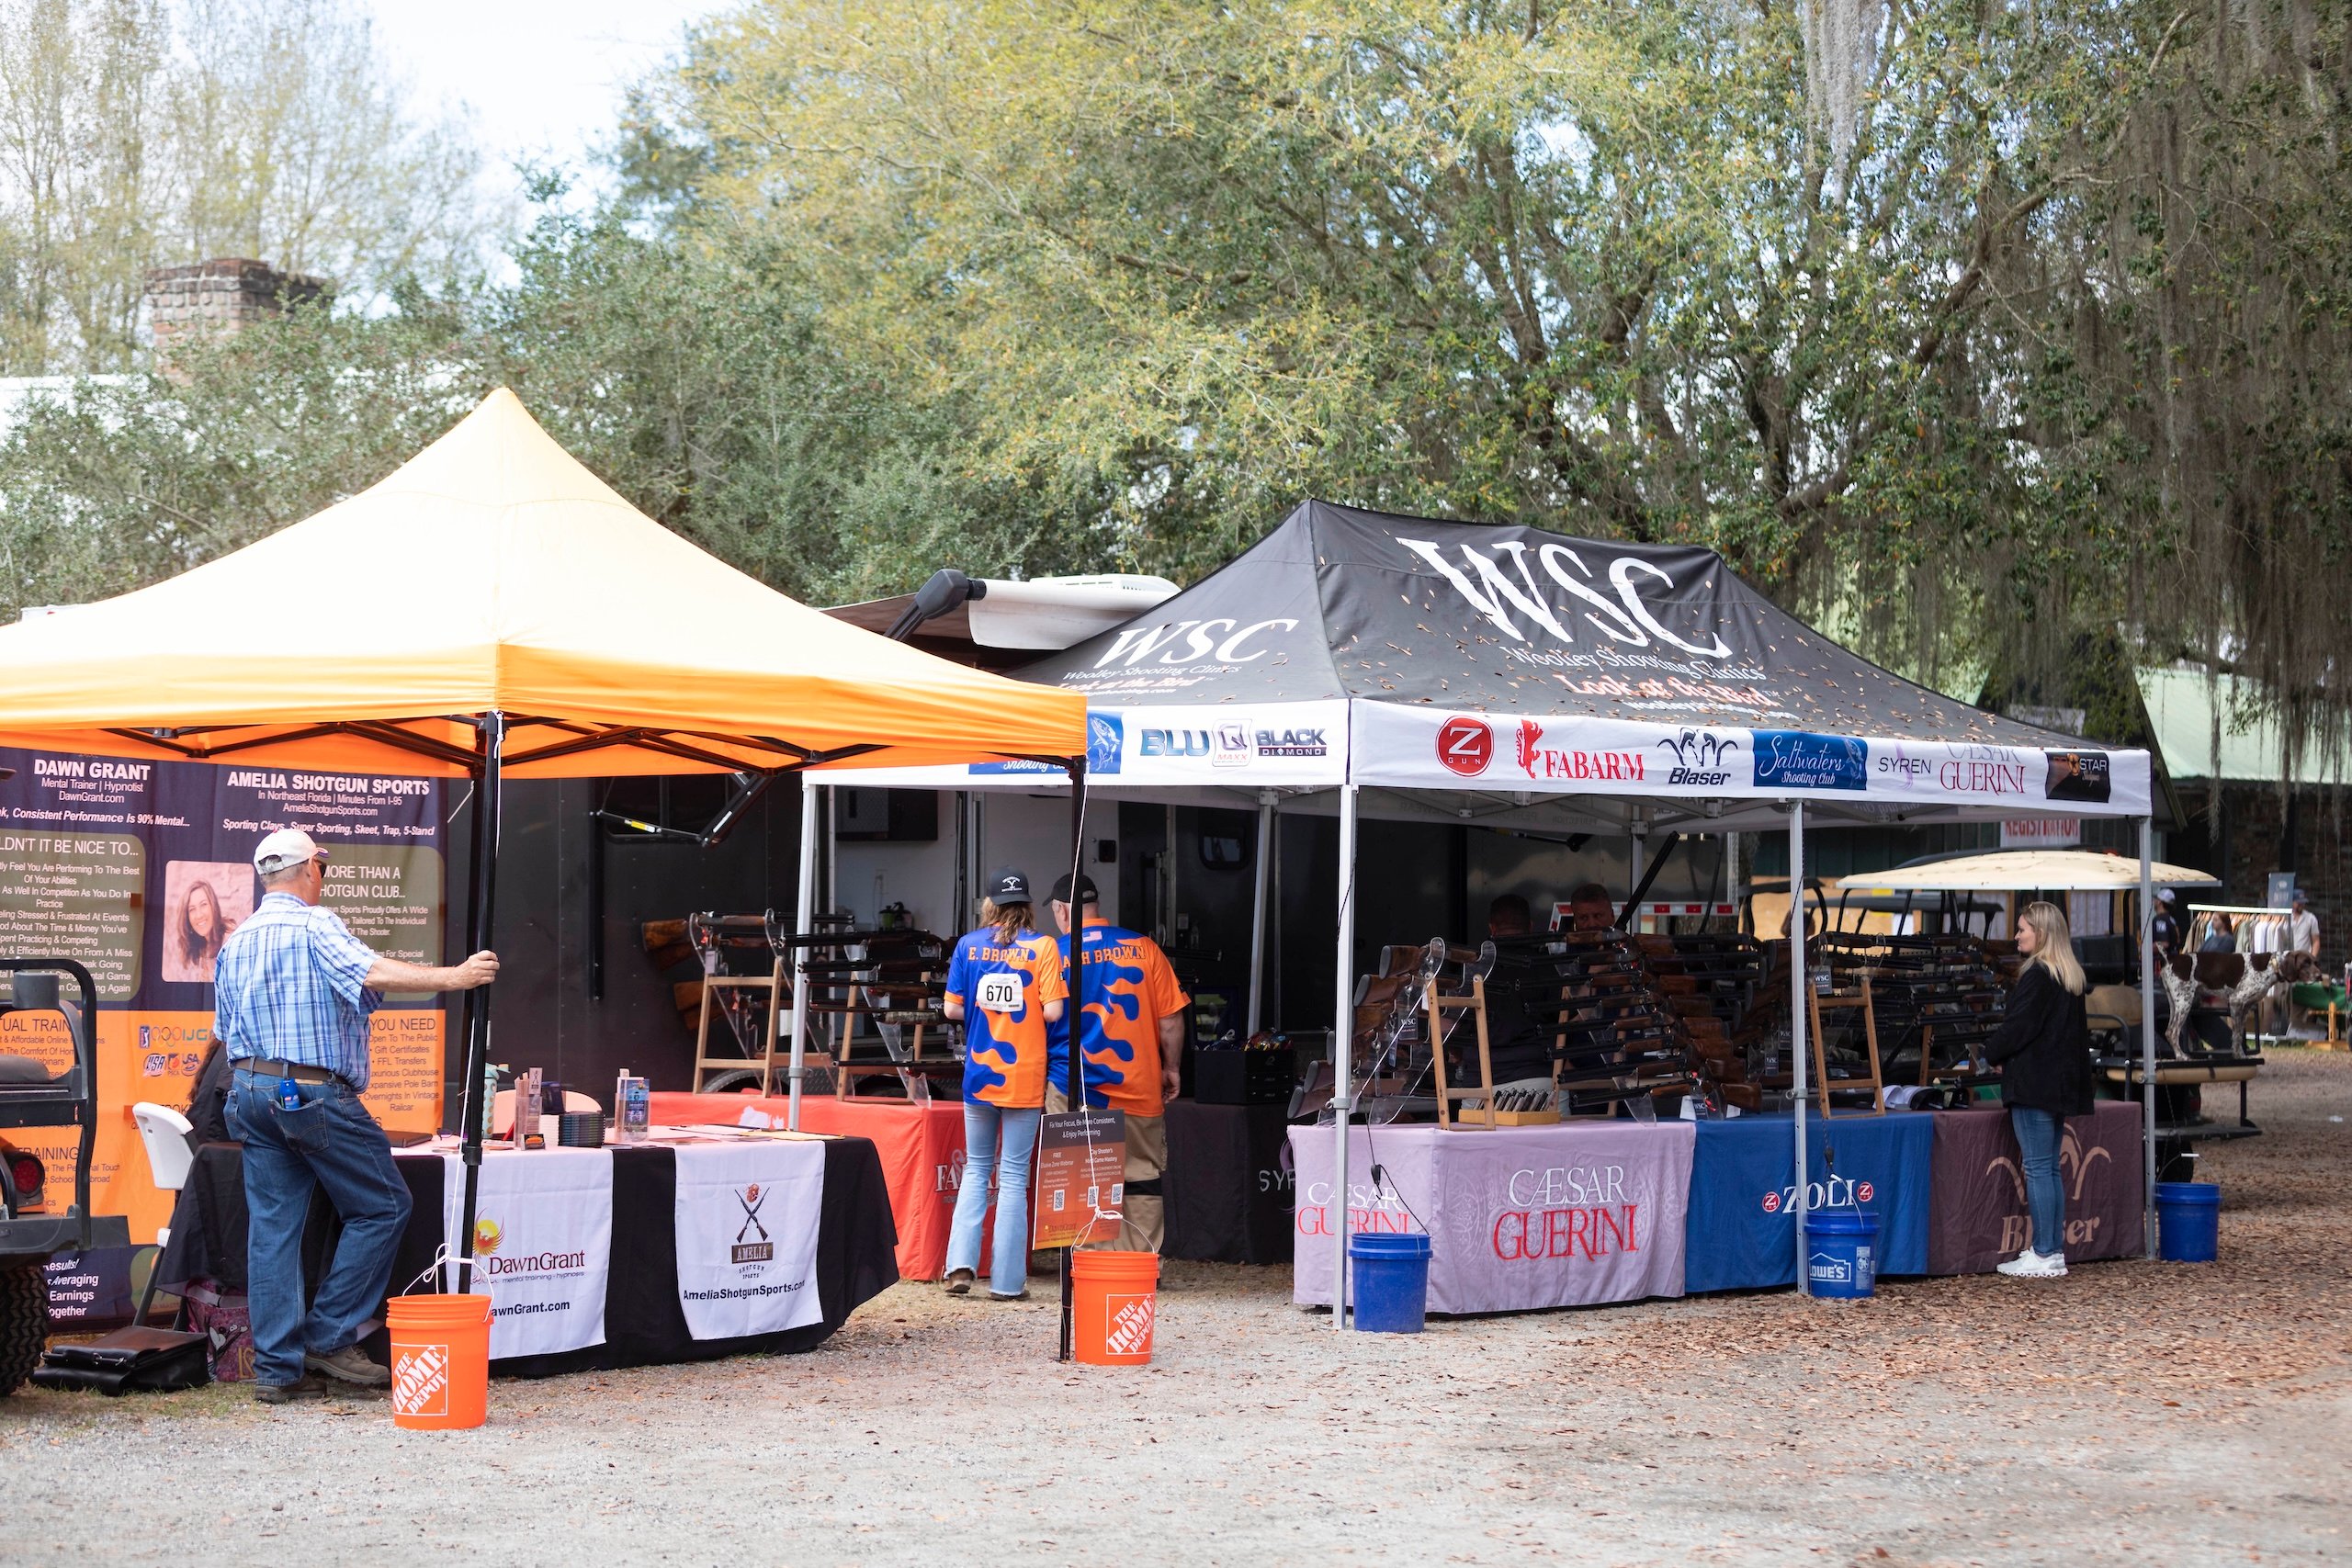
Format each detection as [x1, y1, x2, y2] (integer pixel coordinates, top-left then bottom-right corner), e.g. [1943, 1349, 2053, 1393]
[5, 1051, 2346, 1566]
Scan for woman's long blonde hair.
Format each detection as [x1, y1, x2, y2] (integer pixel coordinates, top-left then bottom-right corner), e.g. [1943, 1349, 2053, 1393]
[979, 897, 1034, 945]
[2017, 900, 2086, 996]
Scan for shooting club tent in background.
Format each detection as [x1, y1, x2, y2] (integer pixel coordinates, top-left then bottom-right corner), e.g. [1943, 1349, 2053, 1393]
[0, 388, 1089, 1292]
[826, 500, 2164, 1320]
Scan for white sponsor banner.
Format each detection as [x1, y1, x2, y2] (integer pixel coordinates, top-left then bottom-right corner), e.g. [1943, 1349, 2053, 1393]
[1288, 1122, 1693, 1314]
[819, 699, 1348, 789]
[1080, 701, 1348, 787]
[1353, 703, 1747, 795]
[1352, 703, 2154, 814]
[673, 1140, 827, 1339]
[442, 1149, 611, 1359]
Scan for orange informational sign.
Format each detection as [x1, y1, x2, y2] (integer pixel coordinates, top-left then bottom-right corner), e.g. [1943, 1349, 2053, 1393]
[0, 1005, 446, 1243]
[1032, 1107, 1125, 1250]
[0, 746, 449, 1245]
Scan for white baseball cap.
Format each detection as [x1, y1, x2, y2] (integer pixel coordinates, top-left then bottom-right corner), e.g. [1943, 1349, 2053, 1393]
[253, 828, 327, 875]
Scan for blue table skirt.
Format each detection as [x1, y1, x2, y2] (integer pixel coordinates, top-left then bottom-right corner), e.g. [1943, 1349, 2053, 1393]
[1684, 1111, 1935, 1292]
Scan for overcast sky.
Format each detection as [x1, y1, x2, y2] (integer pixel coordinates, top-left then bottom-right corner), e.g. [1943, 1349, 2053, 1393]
[359, 0, 728, 202]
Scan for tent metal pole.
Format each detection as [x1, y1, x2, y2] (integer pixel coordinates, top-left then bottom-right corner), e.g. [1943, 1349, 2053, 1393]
[1247, 791, 1276, 1037]
[1059, 755, 1089, 1363]
[786, 773, 820, 1130]
[1790, 799, 1810, 1297]
[2139, 816, 2157, 1259]
[1330, 782, 1359, 1329]
[1628, 820, 1645, 933]
[456, 710, 506, 1283]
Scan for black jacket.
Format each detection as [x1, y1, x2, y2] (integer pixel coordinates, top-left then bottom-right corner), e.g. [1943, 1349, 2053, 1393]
[1984, 963, 2095, 1117]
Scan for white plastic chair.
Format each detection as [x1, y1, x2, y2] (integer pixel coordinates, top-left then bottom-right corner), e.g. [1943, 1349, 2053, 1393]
[130, 1102, 196, 1324]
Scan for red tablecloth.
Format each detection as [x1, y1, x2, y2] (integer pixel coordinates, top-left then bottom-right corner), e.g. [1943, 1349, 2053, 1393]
[650, 1092, 974, 1280]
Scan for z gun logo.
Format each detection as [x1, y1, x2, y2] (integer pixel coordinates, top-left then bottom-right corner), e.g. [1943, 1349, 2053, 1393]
[1657, 729, 1738, 786]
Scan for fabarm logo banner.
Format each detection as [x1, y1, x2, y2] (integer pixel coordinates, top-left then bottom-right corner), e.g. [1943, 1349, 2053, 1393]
[1351, 705, 2152, 814]
[672, 1140, 826, 1339]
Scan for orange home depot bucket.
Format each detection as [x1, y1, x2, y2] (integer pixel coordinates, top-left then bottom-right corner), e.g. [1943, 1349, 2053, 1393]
[387, 1293, 492, 1430]
[1071, 1250, 1159, 1366]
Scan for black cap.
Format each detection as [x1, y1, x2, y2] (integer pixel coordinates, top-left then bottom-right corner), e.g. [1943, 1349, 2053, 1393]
[986, 867, 1032, 902]
[1050, 874, 1099, 904]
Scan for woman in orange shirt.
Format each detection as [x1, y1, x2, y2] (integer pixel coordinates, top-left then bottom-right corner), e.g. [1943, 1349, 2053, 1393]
[940, 869, 1067, 1300]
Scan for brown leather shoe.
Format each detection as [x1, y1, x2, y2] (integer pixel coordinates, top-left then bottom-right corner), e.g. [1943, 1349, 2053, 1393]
[943, 1269, 975, 1296]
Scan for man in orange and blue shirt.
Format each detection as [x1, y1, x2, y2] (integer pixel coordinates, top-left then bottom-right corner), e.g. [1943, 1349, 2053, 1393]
[1046, 874, 1189, 1253]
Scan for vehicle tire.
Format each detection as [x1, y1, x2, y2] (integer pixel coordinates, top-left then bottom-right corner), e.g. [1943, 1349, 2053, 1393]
[0, 1259, 50, 1396]
[698, 1069, 766, 1097]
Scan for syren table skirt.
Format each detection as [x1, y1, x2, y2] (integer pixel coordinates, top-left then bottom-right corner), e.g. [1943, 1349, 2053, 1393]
[159, 1137, 899, 1377]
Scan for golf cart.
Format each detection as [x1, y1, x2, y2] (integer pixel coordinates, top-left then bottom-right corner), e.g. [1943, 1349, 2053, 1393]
[0, 959, 130, 1394]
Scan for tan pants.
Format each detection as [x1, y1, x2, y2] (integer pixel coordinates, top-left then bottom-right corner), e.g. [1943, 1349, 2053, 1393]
[1044, 1086, 1168, 1255]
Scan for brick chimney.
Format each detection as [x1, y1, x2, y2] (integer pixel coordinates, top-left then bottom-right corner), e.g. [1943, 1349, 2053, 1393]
[143, 258, 332, 377]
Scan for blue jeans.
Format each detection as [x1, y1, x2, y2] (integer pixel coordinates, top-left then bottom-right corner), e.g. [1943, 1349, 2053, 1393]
[2010, 1107, 2065, 1258]
[946, 1100, 1041, 1296]
[227, 1070, 413, 1386]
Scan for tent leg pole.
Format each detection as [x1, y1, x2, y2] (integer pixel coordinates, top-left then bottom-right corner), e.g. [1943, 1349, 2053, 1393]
[1790, 800, 1809, 1298]
[2139, 816, 2157, 1258]
[786, 774, 820, 1131]
[1247, 792, 1275, 1037]
[1331, 784, 1358, 1330]
[456, 711, 506, 1288]
[1059, 756, 1089, 1363]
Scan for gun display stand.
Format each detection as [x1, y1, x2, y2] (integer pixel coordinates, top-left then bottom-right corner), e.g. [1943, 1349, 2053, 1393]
[779, 925, 954, 1101]
[1432, 976, 1560, 1128]
[1806, 978, 1887, 1118]
[687, 913, 787, 1092]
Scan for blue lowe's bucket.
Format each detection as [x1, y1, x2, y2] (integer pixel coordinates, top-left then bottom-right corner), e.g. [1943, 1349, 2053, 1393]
[1348, 1232, 1433, 1332]
[1803, 1210, 1881, 1299]
[2155, 1181, 2221, 1263]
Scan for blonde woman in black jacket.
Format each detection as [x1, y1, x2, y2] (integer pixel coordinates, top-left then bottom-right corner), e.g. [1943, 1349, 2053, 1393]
[1984, 900, 2094, 1279]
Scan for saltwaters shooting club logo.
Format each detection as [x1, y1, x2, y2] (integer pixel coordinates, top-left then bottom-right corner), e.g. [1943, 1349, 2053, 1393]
[732, 1183, 775, 1266]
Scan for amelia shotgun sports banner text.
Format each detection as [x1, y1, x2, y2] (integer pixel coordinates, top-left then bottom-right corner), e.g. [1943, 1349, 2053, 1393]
[0, 748, 446, 1242]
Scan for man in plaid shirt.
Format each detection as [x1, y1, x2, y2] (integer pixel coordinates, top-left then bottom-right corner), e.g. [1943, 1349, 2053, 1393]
[217, 828, 498, 1405]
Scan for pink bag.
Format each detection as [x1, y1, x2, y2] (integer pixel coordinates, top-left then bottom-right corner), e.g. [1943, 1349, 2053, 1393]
[176, 1279, 252, 1382]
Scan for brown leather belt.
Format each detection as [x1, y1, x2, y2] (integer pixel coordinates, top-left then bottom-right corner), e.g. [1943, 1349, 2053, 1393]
[233, 1058, 345, 1086]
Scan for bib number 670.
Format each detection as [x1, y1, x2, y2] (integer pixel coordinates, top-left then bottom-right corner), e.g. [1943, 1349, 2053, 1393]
[976, 974, 1023, 1014]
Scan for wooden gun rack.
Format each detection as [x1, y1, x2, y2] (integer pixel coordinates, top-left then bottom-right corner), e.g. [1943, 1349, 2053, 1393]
[1806, 977, 1886, 1118]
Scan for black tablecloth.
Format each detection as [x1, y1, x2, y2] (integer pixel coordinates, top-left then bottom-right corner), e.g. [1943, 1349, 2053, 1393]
[1162, 1100, 1296, 1265]
[157, 1138, 899, 1376]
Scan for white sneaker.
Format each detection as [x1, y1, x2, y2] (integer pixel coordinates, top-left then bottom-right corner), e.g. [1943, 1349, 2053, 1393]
[1996, 1248, 2067, 1279]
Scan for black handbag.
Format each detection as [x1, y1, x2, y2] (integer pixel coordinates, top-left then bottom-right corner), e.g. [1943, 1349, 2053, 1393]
[31, 1325, 212, 1395]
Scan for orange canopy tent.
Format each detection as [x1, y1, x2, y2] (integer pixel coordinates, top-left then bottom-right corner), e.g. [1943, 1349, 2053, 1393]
[0, 387, 1083, 776]
[0, 388, 1091, 1276]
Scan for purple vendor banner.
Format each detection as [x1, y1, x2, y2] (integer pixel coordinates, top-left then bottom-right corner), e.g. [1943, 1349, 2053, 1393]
[1289, 1122, 1694, 1314]
[1927, 1101, 2146, 1274]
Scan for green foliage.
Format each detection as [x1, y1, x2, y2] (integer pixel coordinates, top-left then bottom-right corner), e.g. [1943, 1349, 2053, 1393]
[1, 0, 2346, 761]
